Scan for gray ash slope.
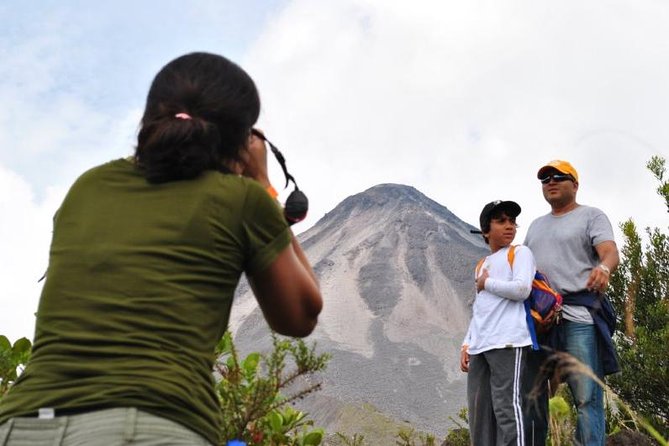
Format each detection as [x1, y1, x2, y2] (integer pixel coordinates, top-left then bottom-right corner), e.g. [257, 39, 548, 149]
[230, 183, 488, 436]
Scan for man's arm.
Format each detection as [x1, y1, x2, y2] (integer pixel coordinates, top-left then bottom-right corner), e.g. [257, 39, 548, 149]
[586, 240, 619, 292]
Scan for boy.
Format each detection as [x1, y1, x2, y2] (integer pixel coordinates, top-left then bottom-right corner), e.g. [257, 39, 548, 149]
[461, 200, 536, 446]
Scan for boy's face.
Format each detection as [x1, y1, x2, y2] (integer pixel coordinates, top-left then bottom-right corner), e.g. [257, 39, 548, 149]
[484, 212, 517, 250]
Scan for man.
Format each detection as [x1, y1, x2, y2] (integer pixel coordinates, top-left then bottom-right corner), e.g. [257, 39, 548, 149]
[524, 160, 620, 446]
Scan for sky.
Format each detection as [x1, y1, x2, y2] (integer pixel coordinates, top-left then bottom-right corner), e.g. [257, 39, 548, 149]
[1, 0, 668, 343]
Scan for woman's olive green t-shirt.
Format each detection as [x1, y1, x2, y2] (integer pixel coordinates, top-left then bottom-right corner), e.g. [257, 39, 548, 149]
[0, 159, 291, 445]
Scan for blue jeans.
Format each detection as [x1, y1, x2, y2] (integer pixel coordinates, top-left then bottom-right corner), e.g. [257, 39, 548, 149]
[563, 320, 605, 446]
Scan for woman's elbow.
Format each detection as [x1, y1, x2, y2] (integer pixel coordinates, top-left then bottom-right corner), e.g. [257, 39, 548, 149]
[272, 316, 319, 338]
[268, 289, 323, 338]
[271, 308, 321, 338]
[297, 290, 323, 336]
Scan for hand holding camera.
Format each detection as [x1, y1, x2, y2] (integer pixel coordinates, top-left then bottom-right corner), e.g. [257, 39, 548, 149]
[238, 130, 271, 188]
[249, 129, 309, 226]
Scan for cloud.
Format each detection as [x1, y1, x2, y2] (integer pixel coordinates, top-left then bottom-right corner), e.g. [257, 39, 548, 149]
[0, 5, 144, 340]
[0, 0, 291, 340]
[0, 166, 65, 342]
[1, 0, 668, 340]
[245, 0, 669, 239]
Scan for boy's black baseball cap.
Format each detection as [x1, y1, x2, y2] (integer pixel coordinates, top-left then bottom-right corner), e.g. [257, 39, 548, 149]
[470, 200, 521, 234]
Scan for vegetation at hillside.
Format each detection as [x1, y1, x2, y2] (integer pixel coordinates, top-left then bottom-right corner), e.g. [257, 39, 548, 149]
[215, 332, 330, 445]
[608, 155, 669, 439]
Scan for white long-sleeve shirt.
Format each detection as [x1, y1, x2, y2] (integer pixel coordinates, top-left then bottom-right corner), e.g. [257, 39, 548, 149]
[463, 244, 536, 355]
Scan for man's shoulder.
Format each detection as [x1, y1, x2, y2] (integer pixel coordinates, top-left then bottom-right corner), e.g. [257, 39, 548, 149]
[527, 212, 554, 232]
[529, 205, 609, 224]
[567, 205, 613, 227]
[575, 204, 608, 217]
[529, 212, 553, 224]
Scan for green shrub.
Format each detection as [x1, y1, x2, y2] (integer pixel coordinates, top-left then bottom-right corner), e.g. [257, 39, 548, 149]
[215, 332, 330, 445]
[0, 336, 31, 398]
[443, 408, 470, 446]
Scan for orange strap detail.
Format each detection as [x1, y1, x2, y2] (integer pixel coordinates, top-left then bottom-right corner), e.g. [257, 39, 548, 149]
[507, 244, 517, 268]
[478, 244, 517, 276]
[266, 185, 279, 199]
[475, 258, 485, 276]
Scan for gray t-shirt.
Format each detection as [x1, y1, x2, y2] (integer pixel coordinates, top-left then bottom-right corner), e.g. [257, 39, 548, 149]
[524, 205, 615, 323]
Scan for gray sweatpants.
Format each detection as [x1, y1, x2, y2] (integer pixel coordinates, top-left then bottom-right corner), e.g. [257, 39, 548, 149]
[467, 347, 527, 446]
[0, 407, 212, 446]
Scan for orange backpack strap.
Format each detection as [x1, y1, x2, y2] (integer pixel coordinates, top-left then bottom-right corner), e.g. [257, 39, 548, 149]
[475, 258, 485, 276]
[478, 245, 517, 276]
[507, 244, 517, 269]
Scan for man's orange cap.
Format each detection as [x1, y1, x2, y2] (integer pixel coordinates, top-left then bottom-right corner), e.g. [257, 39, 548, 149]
[537, 160, 579, 182]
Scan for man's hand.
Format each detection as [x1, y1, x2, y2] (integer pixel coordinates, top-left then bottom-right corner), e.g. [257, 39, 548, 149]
[586, 265, 610, 293]
[587, 240, 619, 293]
[460, 346, 470, 372]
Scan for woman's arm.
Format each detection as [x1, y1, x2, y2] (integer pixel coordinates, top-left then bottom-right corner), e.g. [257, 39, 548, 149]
[247, 232, 322, 337]
[240, 130, 322, 337]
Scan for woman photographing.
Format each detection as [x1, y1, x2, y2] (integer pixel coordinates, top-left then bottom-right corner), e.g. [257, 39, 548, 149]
[0, 52, 322, 445]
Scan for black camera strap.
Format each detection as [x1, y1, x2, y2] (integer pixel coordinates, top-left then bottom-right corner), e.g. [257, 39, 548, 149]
[251, 129, 308, 225]
[251, 129, 298, 190]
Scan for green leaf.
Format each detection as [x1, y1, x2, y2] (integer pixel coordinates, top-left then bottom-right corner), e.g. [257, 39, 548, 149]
[5, 369, 17, 381]
[12, 338, 31, 355]
[242, 352, 260, 376]
[280, 406, 305, 427]
[0, 336, 10, 351]
[216, 332, 233, 355]
[269, 410, 284, 432]
[302, 429, 324, 445]
[549, 396, 571, 418]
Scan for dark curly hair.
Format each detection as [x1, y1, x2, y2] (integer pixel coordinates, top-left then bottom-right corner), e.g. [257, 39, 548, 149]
[135, 52, 260, 183]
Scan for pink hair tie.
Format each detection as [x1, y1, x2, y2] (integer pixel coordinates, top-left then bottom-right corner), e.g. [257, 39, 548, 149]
[175, 113, 192, 120]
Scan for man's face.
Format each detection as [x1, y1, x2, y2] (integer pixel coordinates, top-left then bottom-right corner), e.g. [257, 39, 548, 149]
[540, 168, 578, 208]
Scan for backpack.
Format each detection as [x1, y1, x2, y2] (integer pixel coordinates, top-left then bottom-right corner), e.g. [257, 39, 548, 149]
[475, 245, 563, 350]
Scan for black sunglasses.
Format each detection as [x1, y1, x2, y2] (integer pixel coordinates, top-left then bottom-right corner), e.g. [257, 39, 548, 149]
[540, 173, 574, 184]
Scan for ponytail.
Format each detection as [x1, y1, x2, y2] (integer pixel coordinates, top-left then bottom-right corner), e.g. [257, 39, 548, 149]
[136, 115, 226, 183]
